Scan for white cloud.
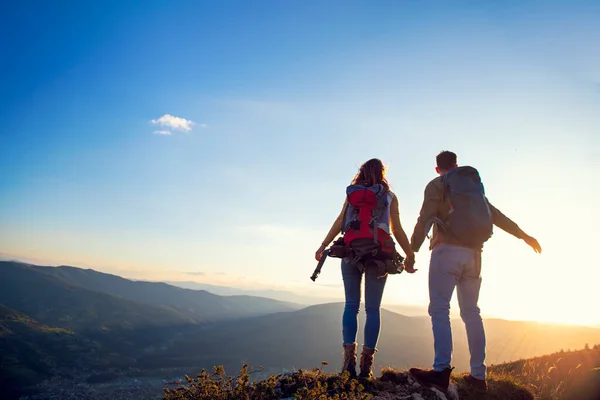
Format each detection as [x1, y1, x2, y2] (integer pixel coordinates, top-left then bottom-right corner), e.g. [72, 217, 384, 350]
[150, 114, 195, 132]
[199, 123, 207, 128]
[185, 271, 205, 276]
[153, 130, 172, 135]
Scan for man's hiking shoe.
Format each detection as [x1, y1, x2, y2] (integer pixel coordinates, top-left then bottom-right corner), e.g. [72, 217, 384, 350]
[464, 374, 488, 391]
[409, 367, 453, 392]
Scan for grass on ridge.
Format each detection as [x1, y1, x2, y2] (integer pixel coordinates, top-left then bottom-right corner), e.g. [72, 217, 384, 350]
[163, 362, 535, 400]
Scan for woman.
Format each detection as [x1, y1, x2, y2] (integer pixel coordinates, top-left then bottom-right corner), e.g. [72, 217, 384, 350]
[315, 158, 416, 379]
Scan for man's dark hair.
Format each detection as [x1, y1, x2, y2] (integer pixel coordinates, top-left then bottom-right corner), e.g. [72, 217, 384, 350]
[436, 151, 457, 171]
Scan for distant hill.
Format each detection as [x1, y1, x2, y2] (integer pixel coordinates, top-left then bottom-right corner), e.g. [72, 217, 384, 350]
[164, 280, 336, 305]
[0, 305, 98, 399]
[141, 303, 600, 376]
[0, 305, 57, 398]
[167, 280, 438, 318]
[0, 262, 192, 332]
[381, 303, 431, 317]
[0, 261, 304, 399]
[30, 264, 301, 320]
[0, 262, 300, 329]
[150, 303, 433, 373]
[0, 303, 72, 336]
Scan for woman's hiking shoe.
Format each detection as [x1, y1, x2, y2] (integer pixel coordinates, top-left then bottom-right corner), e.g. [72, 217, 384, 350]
[464, 374, 488, 391]
[409, 367, 454, 392]
[342, 343, 357, 377]
[359, 346, 377, 378]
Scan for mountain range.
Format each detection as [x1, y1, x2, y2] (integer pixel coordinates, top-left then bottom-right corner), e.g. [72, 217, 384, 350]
[164, 280, 337, 305]
[0, 261, 299, 398]
[1, 260, 599, 399]
[1, 262, 300, 327]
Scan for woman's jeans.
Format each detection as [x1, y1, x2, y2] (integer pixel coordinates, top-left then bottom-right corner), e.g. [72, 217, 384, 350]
[429, 243, 486, 380]
[341, 260, 388, 349]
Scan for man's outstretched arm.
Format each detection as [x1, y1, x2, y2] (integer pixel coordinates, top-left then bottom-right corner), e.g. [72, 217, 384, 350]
[487, 199, 542, 253]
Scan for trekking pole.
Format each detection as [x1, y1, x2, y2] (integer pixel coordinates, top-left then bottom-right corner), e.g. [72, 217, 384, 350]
[310, 249, 330, 282]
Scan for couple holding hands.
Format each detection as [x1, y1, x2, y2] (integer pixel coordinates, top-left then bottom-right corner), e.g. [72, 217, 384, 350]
[314, 151, 542, 393]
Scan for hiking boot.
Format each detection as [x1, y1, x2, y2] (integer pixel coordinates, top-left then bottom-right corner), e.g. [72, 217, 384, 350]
[359, 346, 376, 378]
[464, 374, 488, 391]
[409, 367, 453, 392]
[341, 343, 357, 377]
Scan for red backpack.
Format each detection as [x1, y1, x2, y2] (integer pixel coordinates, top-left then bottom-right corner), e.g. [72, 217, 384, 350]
[311, 184, 404, 281]
[341, 184, 395, 255]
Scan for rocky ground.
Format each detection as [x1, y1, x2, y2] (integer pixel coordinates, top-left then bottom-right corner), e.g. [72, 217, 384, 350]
[372, 371, 459, 400]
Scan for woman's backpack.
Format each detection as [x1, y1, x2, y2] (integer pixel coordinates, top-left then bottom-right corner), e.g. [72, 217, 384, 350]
[325, 184, 404, 277]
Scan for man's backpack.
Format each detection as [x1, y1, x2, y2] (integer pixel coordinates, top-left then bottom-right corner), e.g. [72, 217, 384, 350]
[440, 166, 493, 248]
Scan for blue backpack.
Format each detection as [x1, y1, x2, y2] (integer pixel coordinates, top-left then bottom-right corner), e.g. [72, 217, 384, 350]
[441, 166, 493, 248]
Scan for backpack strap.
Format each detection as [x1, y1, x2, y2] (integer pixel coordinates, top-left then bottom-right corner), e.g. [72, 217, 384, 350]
[373, 221, 378, 245]
[370, 186, 389, 245]
[340, 200, 350, 235]
[342, 185, 364, 234]
[426, 175, 454, 241]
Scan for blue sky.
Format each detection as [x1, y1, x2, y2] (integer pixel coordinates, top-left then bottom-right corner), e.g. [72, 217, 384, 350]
[1, 1, 599, 325]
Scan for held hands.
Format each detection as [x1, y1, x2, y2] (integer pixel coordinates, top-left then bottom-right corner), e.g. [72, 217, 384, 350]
[404, 253, 417, 273]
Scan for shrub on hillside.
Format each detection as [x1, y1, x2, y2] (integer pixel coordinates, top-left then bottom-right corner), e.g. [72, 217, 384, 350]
[163, 363, 372, 400]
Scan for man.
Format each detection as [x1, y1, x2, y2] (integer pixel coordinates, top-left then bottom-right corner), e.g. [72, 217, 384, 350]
[408, 151, 542, 392]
